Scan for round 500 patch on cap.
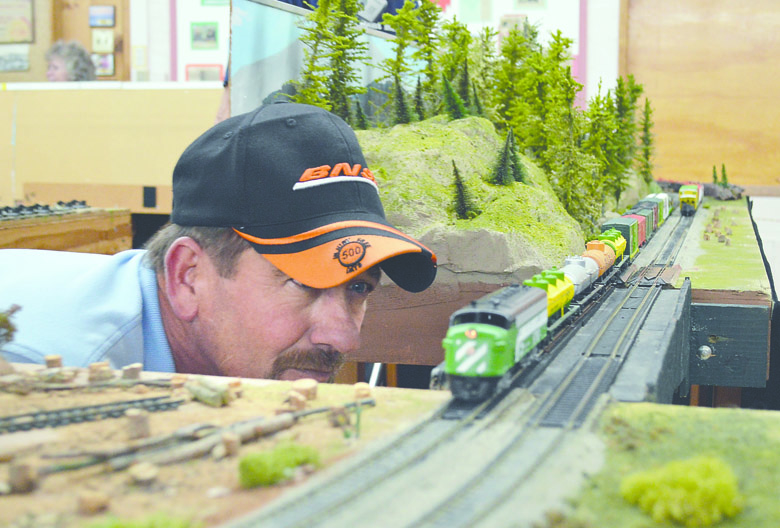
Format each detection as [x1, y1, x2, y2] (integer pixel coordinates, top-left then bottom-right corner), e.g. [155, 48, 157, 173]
[234, 221, 437, 292]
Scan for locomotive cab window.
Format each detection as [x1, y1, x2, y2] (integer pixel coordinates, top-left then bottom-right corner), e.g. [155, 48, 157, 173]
[451, 312, 510, 329]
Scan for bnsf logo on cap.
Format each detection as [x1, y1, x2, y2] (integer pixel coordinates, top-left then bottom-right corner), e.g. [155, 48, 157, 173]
[293, 163, 378, 191]
[334, 238, 370, 273]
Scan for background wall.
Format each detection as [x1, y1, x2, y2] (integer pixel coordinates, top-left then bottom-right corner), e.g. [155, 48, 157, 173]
[625, 0, 780, 187]
[0, 83, 220, 208]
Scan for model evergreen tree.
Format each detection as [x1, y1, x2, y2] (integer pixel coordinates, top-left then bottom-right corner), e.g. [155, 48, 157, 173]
[469, 27, 498, 120]
[294, 0, 335, 110]
[442, 74, 467, 120]
[411, 0, 442, 111]
[414, 76, 425, 121]
[713, 165, 718, 185]
[507, 129, 525, 183]
[637, 97, 654, 184]
[379, 0, 419, 125]
[452, 160, 477, 219]
[326, 0, 369, 122]
[293, 0, 368, 119]
[613, 74, 644, 170]
[491, 132, 514, 186]
[471, 81, 484, 117]
[354, 99, 368, 129]
[457, 61, 471, 108]
[721, 163, 729, 187]
[582, 84, 620, 210]
[393, 74, 412, 125]
[439, 17, 472, 84]
[492, 26, 533, 131]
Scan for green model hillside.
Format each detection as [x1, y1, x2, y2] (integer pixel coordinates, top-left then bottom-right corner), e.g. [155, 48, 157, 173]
[357, 116, 586, 281]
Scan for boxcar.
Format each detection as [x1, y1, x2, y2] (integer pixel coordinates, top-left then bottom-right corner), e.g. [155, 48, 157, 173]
[648, 193, 672, 224]
[624, 214, 647, 247]
[602, 217, 639, 259]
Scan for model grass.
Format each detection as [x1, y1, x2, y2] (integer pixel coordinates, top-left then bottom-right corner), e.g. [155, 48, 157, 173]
[85, 513, 202, 528]
[673, 198, 770, 292]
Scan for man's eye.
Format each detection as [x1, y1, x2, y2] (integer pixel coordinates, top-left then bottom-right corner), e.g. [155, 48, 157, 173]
[349, 281, 375, 295]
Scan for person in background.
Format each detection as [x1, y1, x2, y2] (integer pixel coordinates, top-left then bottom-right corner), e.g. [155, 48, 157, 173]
[0, 102, 437, 382]
[46, 40, 96, 82]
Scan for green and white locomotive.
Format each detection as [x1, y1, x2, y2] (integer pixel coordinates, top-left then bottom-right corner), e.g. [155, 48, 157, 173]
[442, 284, 548, 401]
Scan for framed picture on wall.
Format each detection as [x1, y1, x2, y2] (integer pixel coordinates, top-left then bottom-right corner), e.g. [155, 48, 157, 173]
[185, 64, 224, 81]
[0, 0, 35, 44]
[91, 53, 115, 76]
[89, 6, 116, 28]
[191, 22, 219, 50]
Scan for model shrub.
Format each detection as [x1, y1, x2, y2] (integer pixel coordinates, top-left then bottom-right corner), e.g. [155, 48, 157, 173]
[238, 442, 321, 488]
[620, 455, 744, 527]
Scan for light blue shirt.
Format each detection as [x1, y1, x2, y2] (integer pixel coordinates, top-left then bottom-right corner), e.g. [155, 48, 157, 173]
[0, 249, 175, 372]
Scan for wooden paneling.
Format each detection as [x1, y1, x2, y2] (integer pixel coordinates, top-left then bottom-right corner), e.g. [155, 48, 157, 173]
[626, 0, 780, 187]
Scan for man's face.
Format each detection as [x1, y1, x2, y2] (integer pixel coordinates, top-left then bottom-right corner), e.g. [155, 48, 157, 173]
[191, 249, 379, 381]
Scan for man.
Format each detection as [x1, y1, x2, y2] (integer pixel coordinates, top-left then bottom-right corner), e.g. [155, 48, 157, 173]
[0, 102, 437, 382]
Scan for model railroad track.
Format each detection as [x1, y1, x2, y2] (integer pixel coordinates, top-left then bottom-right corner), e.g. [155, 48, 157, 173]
[220, 380, 531, 528]
[406, 215, 692, 528]
[0, 396, 184, 434]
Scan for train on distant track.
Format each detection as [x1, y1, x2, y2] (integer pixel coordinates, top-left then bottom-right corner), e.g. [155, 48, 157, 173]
[441, 190, 692, 401]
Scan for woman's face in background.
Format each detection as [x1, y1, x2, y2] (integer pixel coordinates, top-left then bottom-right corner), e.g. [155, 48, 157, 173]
[46, 56, 69, 82]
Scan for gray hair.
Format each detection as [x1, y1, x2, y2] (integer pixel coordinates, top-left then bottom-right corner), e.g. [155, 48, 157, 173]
[144, 224, 252, 278]
[46, 40, 96, 81]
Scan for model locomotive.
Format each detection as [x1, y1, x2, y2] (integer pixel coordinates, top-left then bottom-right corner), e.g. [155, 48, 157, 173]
[441, 191, 680, 401]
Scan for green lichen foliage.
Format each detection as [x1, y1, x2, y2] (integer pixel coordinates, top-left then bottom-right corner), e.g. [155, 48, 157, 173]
[621, 455, 744, 527]
[238, 442, 321, 488]
[86, 513, 201, 528]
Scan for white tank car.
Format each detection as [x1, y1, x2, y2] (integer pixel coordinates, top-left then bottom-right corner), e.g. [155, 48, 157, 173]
[560, 255, 599, 296]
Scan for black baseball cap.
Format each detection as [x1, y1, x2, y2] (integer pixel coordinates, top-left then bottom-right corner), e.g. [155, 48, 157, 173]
[171, 102, 437, 292]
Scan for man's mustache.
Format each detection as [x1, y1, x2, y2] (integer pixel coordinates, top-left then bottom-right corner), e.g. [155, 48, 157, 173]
[270, 348, 344, 380]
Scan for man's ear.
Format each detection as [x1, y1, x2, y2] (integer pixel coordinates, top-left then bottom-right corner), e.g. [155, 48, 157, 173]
[163, 237, 205, 322]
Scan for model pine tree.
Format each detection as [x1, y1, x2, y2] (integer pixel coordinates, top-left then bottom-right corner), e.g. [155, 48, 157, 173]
[442, 74, 467, 120]
[327, 0, 369, 122]
[439, 17, 472, 85]
[507, 129, 525, 182]
[294, 0, 335, 110]
[452, 160, 477, 219]
[457, 61, 471, 108]
[410, 0, 442, 112]
[637, 97, 654, 184]
[721, 163, 729, 187]
[393, 74, 412, 124]
[354, 99, 369, 129]
[469, 27, 498, 120]
[713, 165, 718, 184]
[293, 0, 368, 120]
[414, 77, 425, 121]
[381, 0, 418, 125]
[491, 132, 514, 186]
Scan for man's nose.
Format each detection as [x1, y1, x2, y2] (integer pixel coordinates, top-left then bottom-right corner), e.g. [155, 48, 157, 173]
[309, 288, 363, 354]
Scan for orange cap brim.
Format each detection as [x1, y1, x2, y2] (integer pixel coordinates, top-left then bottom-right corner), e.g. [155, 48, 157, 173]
[234, 222, 437, 290]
